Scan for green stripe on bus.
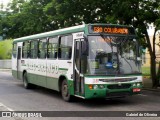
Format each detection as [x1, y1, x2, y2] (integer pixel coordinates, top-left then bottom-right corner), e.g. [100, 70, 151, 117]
[59, 68, 68, 71]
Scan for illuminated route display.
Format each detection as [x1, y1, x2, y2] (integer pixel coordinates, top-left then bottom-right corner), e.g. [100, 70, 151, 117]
[88, 25, 136, 35]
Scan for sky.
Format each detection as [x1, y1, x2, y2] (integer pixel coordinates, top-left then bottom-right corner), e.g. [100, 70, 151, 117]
[0, 0, 11, 5]
[0, 0, 11, 11]
[0, 0, 11, 7]
[147, 24, 155, 36]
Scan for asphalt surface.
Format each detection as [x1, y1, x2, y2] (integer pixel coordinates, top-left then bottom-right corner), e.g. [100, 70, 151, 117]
[0, 70, 160, 120]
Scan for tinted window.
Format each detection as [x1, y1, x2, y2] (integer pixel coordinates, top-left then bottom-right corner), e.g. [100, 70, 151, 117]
[48, 37, 58, 59]
[38, 39, 47, 59]
[59, 35, 73, 59]
[30, 40, 38, 58]
[12, 43, 17, 58]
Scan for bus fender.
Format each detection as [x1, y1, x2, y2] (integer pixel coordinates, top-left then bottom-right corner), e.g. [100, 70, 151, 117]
[58, 75, 68, 92]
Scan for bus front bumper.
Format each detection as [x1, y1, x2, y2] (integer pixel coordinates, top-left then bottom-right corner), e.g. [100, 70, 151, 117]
[84, 83, 142, 99]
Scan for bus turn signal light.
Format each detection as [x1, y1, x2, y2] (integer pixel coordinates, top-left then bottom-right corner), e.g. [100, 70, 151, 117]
[133, 88, 141, 92]
[88, 85, 93, 89]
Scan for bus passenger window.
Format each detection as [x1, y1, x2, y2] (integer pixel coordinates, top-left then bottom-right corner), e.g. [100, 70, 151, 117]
[30, 40, 38, 59]
[59, 35, 73, 60]
[48, 37, 58, 59]
[38, 39, 47, 59]
[12, 43, 17, 58]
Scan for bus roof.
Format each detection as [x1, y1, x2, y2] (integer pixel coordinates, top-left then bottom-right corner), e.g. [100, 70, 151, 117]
[13, 24, 135, 43]
[13, 24, 86, 43]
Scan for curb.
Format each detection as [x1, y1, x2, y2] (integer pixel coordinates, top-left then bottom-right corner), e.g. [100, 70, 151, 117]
[142, 87, 160, 92]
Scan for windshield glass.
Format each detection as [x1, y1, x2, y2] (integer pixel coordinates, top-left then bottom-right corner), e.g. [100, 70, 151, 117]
[87, 35, 141, 75]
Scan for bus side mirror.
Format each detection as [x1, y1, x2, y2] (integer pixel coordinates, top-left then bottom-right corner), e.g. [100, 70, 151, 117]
[140, 46, 146, 54]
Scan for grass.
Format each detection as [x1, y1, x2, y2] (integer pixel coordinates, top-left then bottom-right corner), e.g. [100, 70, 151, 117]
[0, 39, 13, 59]
[142, 65, 160, 78]
[142, 66, 150, 76]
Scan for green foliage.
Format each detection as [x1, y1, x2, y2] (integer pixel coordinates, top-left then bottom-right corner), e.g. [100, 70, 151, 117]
[142, 67, 150, 76]
[0, 0, 114, 38]
[0, 0, 159, 39]
[0, 0, 53, 39]
[0, 39, 12, 59]
[44, 0, 112, 28]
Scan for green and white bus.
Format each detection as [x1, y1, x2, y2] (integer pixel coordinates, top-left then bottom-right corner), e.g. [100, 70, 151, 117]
[12, 24, 142, 101]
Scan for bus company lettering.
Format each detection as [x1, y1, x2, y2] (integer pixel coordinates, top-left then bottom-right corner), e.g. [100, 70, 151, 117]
[26, 63, 59, 74]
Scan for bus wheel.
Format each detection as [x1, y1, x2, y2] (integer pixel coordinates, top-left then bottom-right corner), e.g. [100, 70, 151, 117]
[23, 72, 31, 89]
[61, 79, 72, 102]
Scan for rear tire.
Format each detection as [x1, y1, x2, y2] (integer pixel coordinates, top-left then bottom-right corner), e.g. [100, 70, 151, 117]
[61, 79, 72, 102]
[23, 72, 32, 89]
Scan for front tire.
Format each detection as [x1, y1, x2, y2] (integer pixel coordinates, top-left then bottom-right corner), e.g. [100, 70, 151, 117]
[61, 80, 72, 102]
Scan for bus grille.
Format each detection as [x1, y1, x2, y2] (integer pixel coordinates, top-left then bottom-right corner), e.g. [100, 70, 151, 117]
[99, 77, 137, 82]
[107, 84, 131, 89]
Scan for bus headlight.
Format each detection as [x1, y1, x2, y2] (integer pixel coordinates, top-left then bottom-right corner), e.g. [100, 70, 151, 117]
[133, 83, 136, 87]
[137, 83, 141, 87]
[99, 85, 105, 89]
[93, 85, 98, 89]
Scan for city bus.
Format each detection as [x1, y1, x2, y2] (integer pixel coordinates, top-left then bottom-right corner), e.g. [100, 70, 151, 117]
[12, 24, 142, 101]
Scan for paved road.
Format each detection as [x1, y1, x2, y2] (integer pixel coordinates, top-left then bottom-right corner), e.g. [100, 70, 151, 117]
[0, 71, 160, 120]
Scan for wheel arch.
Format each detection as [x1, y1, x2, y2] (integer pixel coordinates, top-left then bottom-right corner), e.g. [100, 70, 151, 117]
[58, 75, 68, 92]
[22, 70, 29, 82]
[23, 70, 27, 76]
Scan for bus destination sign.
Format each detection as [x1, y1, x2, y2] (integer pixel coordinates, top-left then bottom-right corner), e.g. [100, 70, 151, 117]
[89, 25, 135, 35]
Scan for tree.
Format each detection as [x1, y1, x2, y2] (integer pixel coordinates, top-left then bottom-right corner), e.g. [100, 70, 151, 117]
[2, 0, 112, 37]
[1, 0, 53, 38]
[44, 0, 112, 28]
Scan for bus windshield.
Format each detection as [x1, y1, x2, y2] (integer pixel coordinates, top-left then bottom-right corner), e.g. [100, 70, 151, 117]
[86, 35, 141, 75]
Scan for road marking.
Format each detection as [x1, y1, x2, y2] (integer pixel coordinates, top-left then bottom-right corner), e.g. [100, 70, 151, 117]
[0, 102, 14, 111]
[0, 102, 25, 120]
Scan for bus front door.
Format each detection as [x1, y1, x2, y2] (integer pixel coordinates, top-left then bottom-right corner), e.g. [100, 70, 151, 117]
[74, 39, 85, 96]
